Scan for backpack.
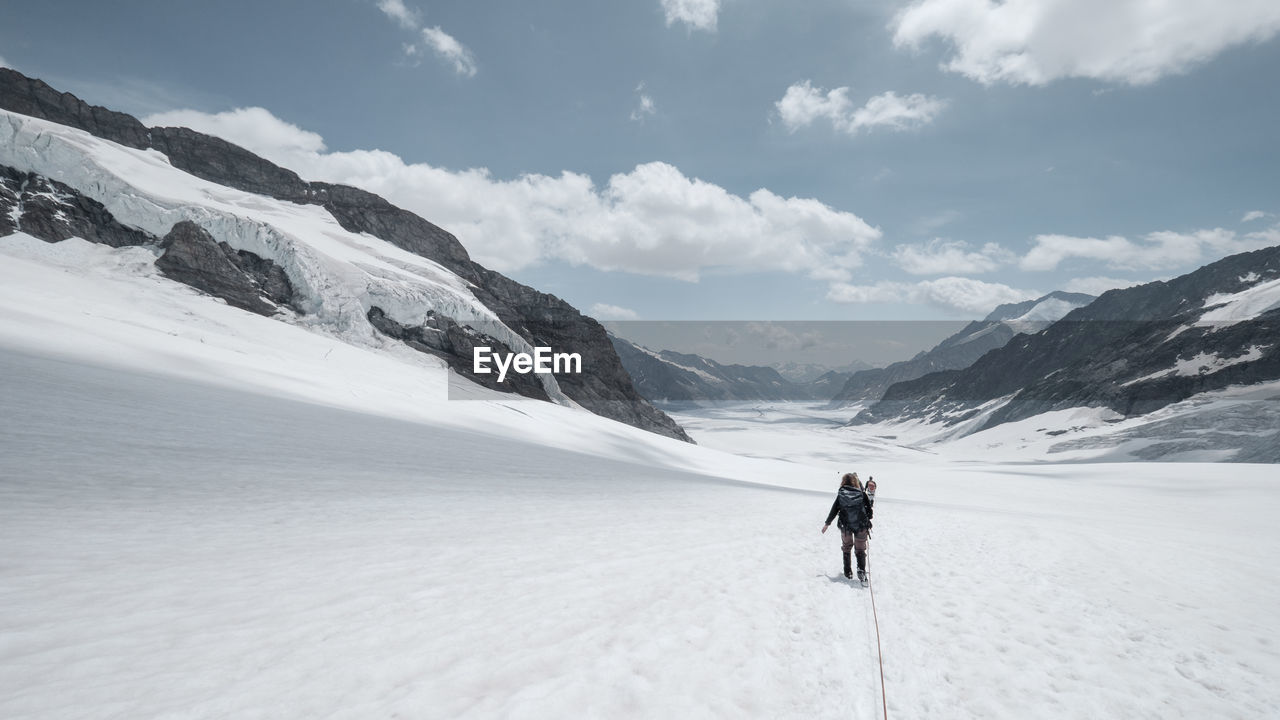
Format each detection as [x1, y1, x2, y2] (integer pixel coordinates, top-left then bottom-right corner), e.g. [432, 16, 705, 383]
[836, 486, 873, 530]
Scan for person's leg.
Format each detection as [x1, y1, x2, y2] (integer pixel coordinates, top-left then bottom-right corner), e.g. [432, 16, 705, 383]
[854, 529, 869, 573]
[841, 530, 853, 578]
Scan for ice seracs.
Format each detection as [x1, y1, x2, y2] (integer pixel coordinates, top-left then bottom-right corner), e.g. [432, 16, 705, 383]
[0, 108, 572, 406]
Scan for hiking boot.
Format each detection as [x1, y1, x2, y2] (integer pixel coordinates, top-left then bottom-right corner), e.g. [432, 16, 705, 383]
[857, 570, 866, 583]
[845, 570, 853, 579]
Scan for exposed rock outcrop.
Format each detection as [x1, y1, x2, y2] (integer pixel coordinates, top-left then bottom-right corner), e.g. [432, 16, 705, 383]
[156, 220, 296, 317]
[0, 164, 154, 247]
[366, 307, 551, 401]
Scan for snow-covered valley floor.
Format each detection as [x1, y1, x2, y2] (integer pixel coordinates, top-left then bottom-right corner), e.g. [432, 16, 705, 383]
[2, 236, 1279, 718]
[3, 354, 1278, 719]
[0, 350, 883, 719]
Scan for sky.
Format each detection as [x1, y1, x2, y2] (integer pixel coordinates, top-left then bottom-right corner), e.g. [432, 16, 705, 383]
[3, 0, 1280, 325]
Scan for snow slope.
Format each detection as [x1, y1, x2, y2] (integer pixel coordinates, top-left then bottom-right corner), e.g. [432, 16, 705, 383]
[0, 108, 571, 404]
[1003, 295, 1087, 334]
[1199, 276, 1280, 326]
[0, 231, 810, 486]
[3, 231, 1279, 718]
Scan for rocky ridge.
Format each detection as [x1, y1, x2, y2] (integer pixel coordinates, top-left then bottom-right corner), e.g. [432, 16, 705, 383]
[854, 246, 1280, 436]
[0, 68, 689, 442]
[831, 291, 1094, 407]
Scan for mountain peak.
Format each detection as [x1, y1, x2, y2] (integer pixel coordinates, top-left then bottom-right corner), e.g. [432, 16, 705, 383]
[983, 291, 1097, 323]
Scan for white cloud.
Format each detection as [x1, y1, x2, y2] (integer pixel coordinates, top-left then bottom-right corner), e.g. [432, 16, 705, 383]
[1246, 224, 1280, 247]
[1019, 228, 1276, 272]
[892, 0, 1280, 86]
[1061, 276, 1147, 296]
[661, 0, 720, 32]
[377, 0, 419, 30]
[144, 107, 327, 155]
[850, 90, 947, 131]
[373, 1, 476, 77]
[777, 83, 852, 130]
[827, 276, 1039, 316]
[630, 83, 656, 122]
[1242, 210, 1271, 223]
[776, 82, 946, 135]
[421, 26, 477, 77]
[141, 107, 882, 285]
[892, 239, 1013, 275]
[590, 303, 640, 321]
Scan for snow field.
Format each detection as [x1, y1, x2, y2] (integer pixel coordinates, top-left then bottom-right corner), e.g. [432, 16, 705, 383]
[5, 350, 1277, 718]
[678, 405, 1280, 719]
[874, 497, 1273, 719]
[0, 350, 882, 719]
[0, 233, 822, 490]
[1, 230, 1278, 716]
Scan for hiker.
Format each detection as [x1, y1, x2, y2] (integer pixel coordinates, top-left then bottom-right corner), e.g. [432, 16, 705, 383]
[821, 472, 876, 581]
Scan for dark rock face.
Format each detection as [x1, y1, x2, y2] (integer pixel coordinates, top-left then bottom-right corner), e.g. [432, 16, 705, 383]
[148, 126, 314, 204]
[315, 183, 478, 283]
[1, 69, 689, 441]
[366, 307, 551, 401]
[228, 248, 296, 309]
[469, 269, 693, 441]
[0, 165, 154, 247]
[156, 221, 296, 317]
[980, 314, 1280, 427]
[1, 70, 476, 280]
[831, 291, 1094, 407]
[0, 68, 152, 150]
[855, 246, 1280, 432]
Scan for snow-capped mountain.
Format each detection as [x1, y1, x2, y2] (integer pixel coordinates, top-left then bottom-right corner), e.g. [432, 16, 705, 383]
[610, 334, 848, 405]
[853, 246, 1280, 457]
[0, 68, 689, 441]
[830, 291, 1095, 407]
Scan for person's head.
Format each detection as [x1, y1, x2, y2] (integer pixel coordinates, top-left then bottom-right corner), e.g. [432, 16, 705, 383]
[841, 472, 862, 490]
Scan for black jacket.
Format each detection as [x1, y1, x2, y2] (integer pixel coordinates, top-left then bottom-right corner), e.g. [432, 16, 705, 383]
[825, 486, 874, 533]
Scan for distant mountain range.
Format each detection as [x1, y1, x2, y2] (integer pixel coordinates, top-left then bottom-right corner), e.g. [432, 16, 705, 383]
[609, 334, 854, 405]
[854, 246, 1280, 449]
[771, 359, 875, 383]
[830, 291, 1095, 407]
[609, 293, 1098, 408]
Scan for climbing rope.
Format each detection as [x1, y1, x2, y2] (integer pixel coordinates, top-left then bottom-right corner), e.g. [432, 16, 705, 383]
[867, 549, 888, 720]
